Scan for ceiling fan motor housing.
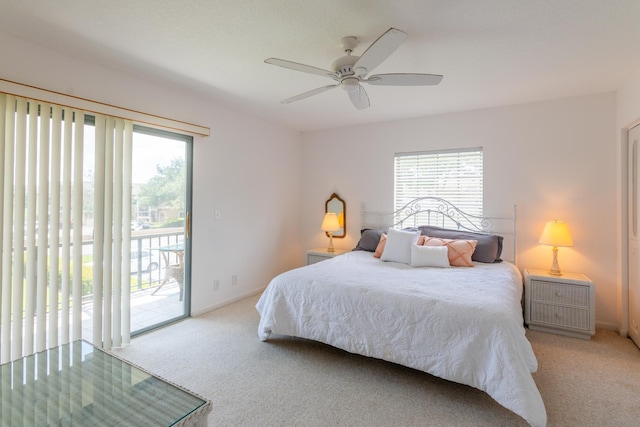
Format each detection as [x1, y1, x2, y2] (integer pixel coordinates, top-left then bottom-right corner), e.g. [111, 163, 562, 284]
[332, 55, 360, 78]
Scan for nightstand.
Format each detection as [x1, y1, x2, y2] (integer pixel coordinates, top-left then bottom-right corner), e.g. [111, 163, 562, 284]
[524, 268, 595, 339]
[306, 247, 350, 265]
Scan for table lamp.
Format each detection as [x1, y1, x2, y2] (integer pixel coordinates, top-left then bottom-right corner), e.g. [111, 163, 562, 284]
[321, 212, 341, 252]
[538, 220, 573, 276]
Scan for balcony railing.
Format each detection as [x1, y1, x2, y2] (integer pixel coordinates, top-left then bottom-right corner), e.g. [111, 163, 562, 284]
[128, 229, 184, 293]
[13, 227, 184, 304]
[4, 228, 186, 351]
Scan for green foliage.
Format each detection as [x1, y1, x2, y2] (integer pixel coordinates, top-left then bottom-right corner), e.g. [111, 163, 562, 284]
[162, 218, 185, 228]
[137, 157, 185, 211]
[81, 264, 94, 296]
[51, 259, 95, 297]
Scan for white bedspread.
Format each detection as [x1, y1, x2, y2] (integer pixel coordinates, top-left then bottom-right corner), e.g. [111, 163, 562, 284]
[256, 251, 546, 426]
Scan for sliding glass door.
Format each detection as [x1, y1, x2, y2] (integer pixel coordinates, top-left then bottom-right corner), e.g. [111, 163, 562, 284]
[128, 127, 192, 334]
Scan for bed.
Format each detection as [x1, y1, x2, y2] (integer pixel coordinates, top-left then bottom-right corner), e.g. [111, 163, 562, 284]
[256, 198, 546, 426]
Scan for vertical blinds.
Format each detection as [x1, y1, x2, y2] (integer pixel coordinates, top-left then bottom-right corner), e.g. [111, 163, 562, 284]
[0, 94, 132, 363]
[394, 148, 483, 226]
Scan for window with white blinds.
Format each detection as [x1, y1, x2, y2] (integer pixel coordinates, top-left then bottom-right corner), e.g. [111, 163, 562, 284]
[394, 148, 483, 226]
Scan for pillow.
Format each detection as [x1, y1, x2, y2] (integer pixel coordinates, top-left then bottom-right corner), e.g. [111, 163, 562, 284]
[373, 233, 387, 258]
[354, 229, 385, 252]
[418, 225, 503, 263]
[380, 228, 421, 264]
[410, 245, 450, 268]
[422, 237, 478, 267]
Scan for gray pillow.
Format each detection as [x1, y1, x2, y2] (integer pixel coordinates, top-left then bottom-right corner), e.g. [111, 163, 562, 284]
[353, 229, 385, 252]
[418, 225, 503, 263]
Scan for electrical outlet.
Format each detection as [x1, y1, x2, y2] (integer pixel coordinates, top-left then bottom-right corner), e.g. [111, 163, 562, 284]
[213, 280, 220, 291]
[231, 275, 238, 286]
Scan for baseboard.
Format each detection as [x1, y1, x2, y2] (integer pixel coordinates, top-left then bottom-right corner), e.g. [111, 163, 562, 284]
[191, 287, 265, 316]
[595, 321, 620, 333]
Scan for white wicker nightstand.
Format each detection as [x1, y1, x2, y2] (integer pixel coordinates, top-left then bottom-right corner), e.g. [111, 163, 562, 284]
[524, 268, 595, 339]
[306, 247, 350, 265]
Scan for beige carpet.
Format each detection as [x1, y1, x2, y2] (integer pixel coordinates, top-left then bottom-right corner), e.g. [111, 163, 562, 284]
[113, 294, 640, 426]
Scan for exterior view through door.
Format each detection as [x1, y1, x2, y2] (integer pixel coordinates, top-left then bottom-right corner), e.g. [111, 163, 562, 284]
[81, 125, 192, 339]
[128, 128, 191, 335]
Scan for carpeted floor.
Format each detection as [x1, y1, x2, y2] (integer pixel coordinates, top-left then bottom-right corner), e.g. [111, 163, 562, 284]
[113, 293, 640, 426]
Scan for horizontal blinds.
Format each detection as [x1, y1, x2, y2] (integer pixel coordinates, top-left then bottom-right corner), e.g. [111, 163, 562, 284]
[394, 148, 483, 225]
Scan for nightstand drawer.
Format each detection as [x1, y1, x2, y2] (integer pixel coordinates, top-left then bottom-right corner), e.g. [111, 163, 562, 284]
[306, 248, 350, 265]
[529, 280, 589, 307]
[530, 302, 590, 331]
[307, 254, 329, 265]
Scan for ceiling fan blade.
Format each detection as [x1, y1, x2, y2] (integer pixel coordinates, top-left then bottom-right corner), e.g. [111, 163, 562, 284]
[281, 84, 339, 104]
[265, 58, 339, 80]
[353, 28, 408, 76]
[347, 84, 370, 110]
[365, 73, 443, 86]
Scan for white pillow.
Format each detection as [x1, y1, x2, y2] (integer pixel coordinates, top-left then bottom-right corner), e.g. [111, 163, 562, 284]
[410, 244, 450, 268]
[380, 228, 421, 264]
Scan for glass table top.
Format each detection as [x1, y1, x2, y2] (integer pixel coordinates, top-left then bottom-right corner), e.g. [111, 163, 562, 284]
[0, 340, 210, 426]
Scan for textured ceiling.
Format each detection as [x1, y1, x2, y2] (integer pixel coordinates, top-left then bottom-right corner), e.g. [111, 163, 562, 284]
[1, 0, 640, 131]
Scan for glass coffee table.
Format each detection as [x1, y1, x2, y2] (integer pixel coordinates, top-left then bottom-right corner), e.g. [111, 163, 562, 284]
[0, 340, 211, 426]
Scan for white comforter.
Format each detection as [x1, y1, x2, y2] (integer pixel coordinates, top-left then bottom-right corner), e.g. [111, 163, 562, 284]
[256, 251, 546, 426]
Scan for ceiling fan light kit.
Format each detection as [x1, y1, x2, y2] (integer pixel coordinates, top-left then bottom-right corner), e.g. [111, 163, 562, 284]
[265, 28, 443, 110]
[342, 77, 359, 90]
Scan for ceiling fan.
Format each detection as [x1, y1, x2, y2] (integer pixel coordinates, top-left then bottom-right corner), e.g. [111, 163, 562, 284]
[265, 28, 443, 110]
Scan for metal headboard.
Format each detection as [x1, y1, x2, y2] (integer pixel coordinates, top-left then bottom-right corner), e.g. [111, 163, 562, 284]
[361, 197, 518, 264]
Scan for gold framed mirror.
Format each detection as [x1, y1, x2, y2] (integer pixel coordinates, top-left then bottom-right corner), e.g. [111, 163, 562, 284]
[325, 193, 346, 238]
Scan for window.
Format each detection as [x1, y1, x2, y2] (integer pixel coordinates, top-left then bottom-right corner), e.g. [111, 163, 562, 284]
[394, 148, 483, 227]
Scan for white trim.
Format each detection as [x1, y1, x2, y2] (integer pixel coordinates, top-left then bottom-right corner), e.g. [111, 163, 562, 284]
[191, 288, 264, 316]
[0, 78, 210, 137]
[394, 146, 483, 157]
[621, 126, 630, 337]
[622, 119, 640, 338]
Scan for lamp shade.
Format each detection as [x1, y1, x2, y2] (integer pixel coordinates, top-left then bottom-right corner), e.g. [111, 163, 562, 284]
[538, 220, 573, 247]
[321, 212, 341, 232]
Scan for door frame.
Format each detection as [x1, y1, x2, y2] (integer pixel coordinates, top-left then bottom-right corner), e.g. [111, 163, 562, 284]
[623, 118, 640, 342]
[129, 125, 194, 336]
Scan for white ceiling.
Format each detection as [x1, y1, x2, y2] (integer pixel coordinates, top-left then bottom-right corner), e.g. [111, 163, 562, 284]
[1, 0, 640, 132]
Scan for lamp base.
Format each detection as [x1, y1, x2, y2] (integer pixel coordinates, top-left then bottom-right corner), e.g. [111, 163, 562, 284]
[548, 246, 562, 276]
[327, 232, 335, 252]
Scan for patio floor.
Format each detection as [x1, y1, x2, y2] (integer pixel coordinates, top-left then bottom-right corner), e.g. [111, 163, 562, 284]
[81, 280, 185, 341]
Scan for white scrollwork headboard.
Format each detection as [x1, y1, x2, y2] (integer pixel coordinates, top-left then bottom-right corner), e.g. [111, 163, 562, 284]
[361, 197, 517, 264]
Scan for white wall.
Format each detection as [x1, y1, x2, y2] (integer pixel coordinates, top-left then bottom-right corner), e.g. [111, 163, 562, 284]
[301, 93, 619, 329]
[617, 68, 640, 128]
[0, 32, 303, 316]
[190, 110, 303, 314]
